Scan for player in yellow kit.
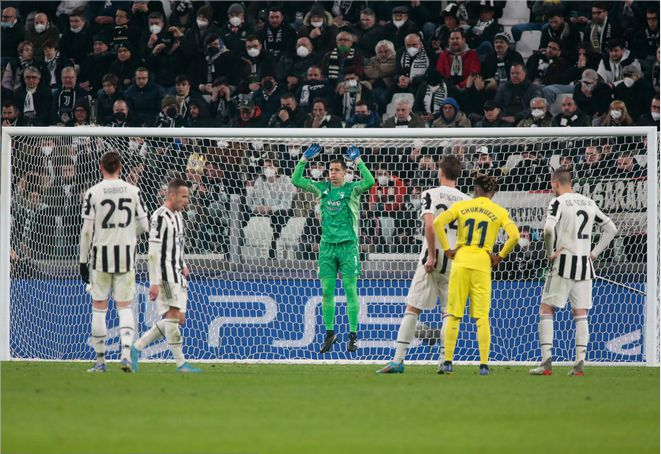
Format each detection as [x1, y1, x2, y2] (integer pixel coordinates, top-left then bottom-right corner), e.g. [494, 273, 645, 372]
[433, 174, 520, 375]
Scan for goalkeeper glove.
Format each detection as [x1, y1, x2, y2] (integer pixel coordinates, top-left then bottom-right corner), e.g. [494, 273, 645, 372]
[344, 146, 361, 161]
[303, 143, 321, 160]
[80, 263, 90, 284]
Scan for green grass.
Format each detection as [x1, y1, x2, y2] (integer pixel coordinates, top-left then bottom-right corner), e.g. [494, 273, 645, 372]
[1, 362, 658, 454]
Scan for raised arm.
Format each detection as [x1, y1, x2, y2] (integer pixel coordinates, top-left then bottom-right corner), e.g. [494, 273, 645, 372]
[291, 144, 323, 195]
[345, 146, 375, 193]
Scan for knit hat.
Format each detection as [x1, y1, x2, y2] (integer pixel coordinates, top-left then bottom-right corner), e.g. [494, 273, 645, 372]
[197, 4, 213, 20]
[228, 3, 245, 15]
[442, 97, 460, 111]
[309, 4, 326, 17]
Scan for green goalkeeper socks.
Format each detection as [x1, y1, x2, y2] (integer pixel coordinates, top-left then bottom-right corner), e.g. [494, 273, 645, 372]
[321, 277, 337, 331]
[342, 276, 359, 332]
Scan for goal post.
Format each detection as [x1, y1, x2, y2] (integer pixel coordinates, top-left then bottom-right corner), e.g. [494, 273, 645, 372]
[1, 126, 658, 366]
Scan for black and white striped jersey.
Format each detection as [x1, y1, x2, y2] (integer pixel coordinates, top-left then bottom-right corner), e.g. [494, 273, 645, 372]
[418, 185, 471, 273]
[82, 179, 147, 273]
[546, 192, 613, 281]
[150, 206, 186, 284]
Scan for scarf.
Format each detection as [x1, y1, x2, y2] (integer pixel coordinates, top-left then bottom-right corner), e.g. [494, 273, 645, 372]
[45, 52, 59, 86]
[423, 83, 448, 114]
[57, 89, 77, 123]
[341, 87, 362, 121]
[590, 22, 602, 52]
[265, 26, 284, 59]
[395, 115, 411, 127]
[400, 48, 429, 79]
[472, 18, 494, 36]
[332, 0, 353, 16]
[24, 88, 36, 116]
[327, 47, 355, 80]
[549, 22, 570, 41]
[645, 27, 659, 47]
[206, 48, 226, 83]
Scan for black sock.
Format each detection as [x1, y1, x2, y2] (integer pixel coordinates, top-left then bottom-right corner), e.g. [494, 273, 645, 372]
[326, 330, 335, 337]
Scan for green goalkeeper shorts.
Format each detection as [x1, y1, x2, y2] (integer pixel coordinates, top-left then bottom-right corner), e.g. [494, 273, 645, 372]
[318, 240, 360, 279]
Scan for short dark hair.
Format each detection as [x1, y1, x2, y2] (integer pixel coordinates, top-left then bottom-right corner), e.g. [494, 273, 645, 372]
[175, 74, 189, 84]
[168, 177, 189, 193]
[330, 158, 347, 170]
[100, 151, 121, 174]
[312, 98, 328, 109]
[355, 100, 370, 110]
[474, 173, 498, 194]
[2, 100, 19, 111]
[280, 92, 295, 101]
[607, 38, 624, 50]
[551, 168, 572, 185]
[511, 62, 527, 72]
[246, 34, 260, 42]
[42, 39, 58, 49]
[449, 28, 465, 38]
[135, 67, 149, 75]
[148, 11, 164, 21]
[439, 155, 462, 181]
[102, 73, 119, 86]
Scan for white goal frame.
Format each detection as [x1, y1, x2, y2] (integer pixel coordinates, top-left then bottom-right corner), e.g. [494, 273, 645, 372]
[1, 126, 658, 366]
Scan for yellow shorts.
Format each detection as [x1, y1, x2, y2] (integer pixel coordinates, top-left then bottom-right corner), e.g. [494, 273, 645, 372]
[447, 264, 491, 319]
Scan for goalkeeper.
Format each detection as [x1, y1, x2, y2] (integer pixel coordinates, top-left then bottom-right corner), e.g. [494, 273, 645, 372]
[292, 144, 375, 353]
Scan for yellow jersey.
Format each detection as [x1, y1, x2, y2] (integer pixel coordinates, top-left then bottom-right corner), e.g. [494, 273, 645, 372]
[433, 197, 520, 272]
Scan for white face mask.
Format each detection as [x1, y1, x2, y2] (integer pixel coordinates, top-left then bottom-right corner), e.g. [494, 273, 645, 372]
[377, 175, 389, 186]
[296, 46, 311, 58]
[263, 167, 276, 178]
[311, 20, 324, 28]
[310, 168, 323, 179]
[518, 237, 530, 249]
[247, 48, 260, 58]
[623, 77, 634, 88]
[651, 111, 660, 121]
[531, 108, 545, 119]
[393, 19, 405, 28]
[149, 24, 162, 34]
[289, 146, 301, 157]
[70, 25, 83, 33]
[34, 23, 47, 33]
[42, 146, 53, 155]
[229, 16, 242, 27]
[344, 173, 354, 183]
[610, 109, 622, 120]
[197, 18, 209, 28]
[345, 79, 358, 88]
[406, 46, 419, 57]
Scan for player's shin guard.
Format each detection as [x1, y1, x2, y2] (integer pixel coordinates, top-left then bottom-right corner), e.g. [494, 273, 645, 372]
[343, 276, 359, 333]
[91, 308, 108, 359]
[539, 314, 554, 363]
[117, 307, 135, 360]
[133, 320, 166, 351]
[394, 311, 418, 363]
[476, 317, 491, 365]
[444, 315, 460, 362]
[163, 318, 186, 368]
[321, 277, 337, 331]
[574, 315, 589, 364]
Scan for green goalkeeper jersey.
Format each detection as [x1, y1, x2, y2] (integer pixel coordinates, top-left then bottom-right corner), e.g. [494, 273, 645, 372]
[292, 159, 375, 244]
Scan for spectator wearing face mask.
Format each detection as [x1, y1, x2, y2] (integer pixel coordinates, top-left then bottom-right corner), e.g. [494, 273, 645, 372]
[593, 100, 635, 127]
[346, 100, 381, 128]
[59, 9, 92, 64]
[181, 4, 221, 69]
[597, 39, 640, 87]
[105, 99, 140, 127]
[384, 6, 419, 50]
[503, 225, 545, 280]
[414, 69, 460, 124]
[431, 97, 471, 128]
[613, 64, 655, 121]
[517, 97, 553, 127]
[573, 68, 613, 119]
[25, 12, 59, 60]
[246, 158, 295, 259]
[322, 31, 364, 87]
[552, 95, 591, 127]
[155, 95, 186, 127]
[252, 72, 282, 121]
[1, 6, 24, 69]
[240, 35, 276, 93]
[637, 96, 660, 128]
[297, 4, 338, 56]
[276, 37, 321, 92]
[393, 33, 430, 96]
[221, 2, 255, 55]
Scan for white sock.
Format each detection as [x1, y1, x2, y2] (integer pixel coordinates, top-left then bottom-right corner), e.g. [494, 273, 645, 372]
[91, 308, 108, 360]
[540, 314, 553, 363]
[117, 307, 135, 360]
[394, 311, 418, 363]
[134, 320, 166, 351]
[163, 318, 186, 367]
[439, 314, 449, 365]
[574, 315, 589, 363]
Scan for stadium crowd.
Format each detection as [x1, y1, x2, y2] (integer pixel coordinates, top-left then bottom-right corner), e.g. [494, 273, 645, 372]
[3, 1, 655, 267]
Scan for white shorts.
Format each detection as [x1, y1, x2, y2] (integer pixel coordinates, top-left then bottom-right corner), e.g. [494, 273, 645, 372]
[157, 280, 188, 316]
[405, 266, 449, 311]
[541, 274, 592, 310]
[88, 270, 135, 302]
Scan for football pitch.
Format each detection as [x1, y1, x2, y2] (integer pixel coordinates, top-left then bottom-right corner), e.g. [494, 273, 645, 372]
[1, 362, 658, 454]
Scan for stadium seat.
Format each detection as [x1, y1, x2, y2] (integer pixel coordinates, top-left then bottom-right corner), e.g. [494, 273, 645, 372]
[243, 216, 273, 259]
[515, 30, 541, 62]
[505, 153, 524, 170]
[499, 1, 530, 27]
[379, 216, 397, 246]
[277, 217, 307, 259]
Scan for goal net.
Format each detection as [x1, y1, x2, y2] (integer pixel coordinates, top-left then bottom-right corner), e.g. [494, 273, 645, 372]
[1, 127, 658, 365]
